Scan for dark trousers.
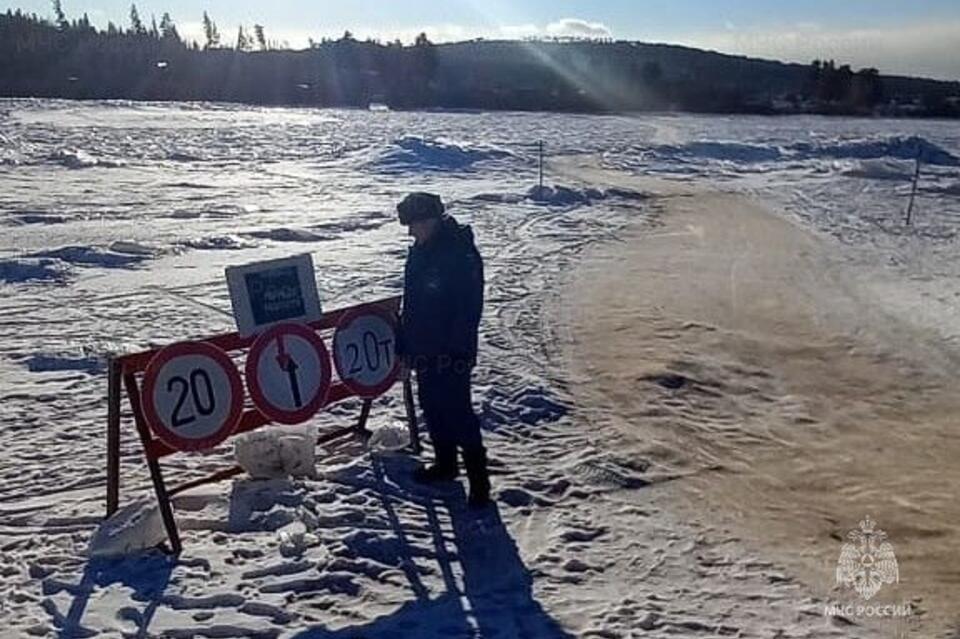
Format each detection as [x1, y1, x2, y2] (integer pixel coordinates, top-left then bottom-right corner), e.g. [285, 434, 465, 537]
[416, 362, 484, 469]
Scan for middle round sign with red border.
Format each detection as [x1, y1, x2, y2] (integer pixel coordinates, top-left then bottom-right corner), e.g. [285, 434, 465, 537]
[332, 306, 401, 398]
[245, 322, 332, 424]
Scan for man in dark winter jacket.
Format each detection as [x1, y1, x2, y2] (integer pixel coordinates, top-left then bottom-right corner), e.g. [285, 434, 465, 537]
[396, 192, 491, 508]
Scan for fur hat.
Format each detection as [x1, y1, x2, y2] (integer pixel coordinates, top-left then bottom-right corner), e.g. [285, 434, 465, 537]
[397, 192, 445, 225]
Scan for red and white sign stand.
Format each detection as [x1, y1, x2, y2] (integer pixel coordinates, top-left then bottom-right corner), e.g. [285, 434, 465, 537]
[104, 296, 418, 554]
[141, 341, 245, 452]
[246, 322, 332, 424]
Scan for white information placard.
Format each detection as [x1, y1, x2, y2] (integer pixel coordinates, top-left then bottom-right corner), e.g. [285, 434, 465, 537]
[226, 254, 322, 338]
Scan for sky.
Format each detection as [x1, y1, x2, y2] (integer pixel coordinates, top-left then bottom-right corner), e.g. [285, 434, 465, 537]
[5, 0, 960, 80]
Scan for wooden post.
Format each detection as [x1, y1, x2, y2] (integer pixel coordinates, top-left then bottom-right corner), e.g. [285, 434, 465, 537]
[538, 140, 544, 190]
[123, 373, 182, 555]
[403, 377, 421, 454]
[905, 148, 922, 226]
[106, 357, 122, 517]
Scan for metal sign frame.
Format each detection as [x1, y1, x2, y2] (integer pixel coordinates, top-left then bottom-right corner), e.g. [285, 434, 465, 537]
[104, 296, 419, 554]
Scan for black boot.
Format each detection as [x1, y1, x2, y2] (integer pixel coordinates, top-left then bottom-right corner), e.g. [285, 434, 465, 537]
[463, 447, 491, 508]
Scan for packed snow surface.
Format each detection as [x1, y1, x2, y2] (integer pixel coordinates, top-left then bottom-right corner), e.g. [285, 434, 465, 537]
[0, 99, 957, 637]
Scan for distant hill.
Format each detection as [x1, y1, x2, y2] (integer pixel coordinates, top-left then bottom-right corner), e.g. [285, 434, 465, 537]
[2, 8, 958, 117]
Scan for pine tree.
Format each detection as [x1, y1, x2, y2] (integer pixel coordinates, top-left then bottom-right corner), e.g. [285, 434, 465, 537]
[129, 4, 145, 36]
[253, 24, 266, 50]
[159, 13, 179, 42]
[236, 25, 251, 51]
[202, 11, 219, 49]
[51, 0, 67, 31]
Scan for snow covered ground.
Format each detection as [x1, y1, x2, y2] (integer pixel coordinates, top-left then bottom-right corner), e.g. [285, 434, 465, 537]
[0, 99, 958, 637]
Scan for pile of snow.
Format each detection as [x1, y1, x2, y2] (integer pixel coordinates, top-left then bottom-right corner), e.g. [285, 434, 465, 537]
[234, 424, 318, 479]
[108, 240, 160, 256]
[243, 227, 330, 243]
[472, 185, 647, 207]
[647, 141, 783, 164]
[9, 212, 68, 225]
[48, 149, 125, 169]
[928, 181, 960, 196]
[88, 499, 166, 558]
[367, 423, 411, 453]
[788, 135, 959, 166]
[28, 245, 151, 268]
[838, 158, 916, 181]
[625, 135, 959, 171]
[166, 150, 205, 162]
[372, 136, 514, 173]
[22, 351, 105, 374]
[0, 151, 22, 166]
[179, 235, 256, 251]
[527, 184, 648, 206]
[0, 258, 70, 283]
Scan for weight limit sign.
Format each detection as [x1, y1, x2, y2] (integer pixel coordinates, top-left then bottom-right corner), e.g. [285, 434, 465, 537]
[141, 341, 245, 452]
[245, 322, 332, 424]
[332, 308, 400, 398]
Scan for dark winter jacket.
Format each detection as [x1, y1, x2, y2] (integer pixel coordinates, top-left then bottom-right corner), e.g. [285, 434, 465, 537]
[399, 216, 484, 368]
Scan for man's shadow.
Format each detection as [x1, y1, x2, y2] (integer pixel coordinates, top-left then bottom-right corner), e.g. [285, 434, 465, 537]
[293, 453, 573, 638]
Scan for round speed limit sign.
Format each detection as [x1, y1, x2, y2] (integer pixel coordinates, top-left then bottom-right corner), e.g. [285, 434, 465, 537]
[332, 307, 400, 398]
[245, 322, 332, 424]
[141, 341, 245, 452]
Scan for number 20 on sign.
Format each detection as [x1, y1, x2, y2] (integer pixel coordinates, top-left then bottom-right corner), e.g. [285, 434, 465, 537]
[141, 341, 246, 452]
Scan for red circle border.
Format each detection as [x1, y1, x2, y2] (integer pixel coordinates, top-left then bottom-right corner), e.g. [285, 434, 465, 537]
[245, 322, 332, 425]
[332, 306, 401, 399]
[141, 341, 245, 453]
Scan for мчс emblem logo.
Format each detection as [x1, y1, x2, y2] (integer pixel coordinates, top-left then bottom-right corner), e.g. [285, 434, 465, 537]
[836, 516, 899, 600]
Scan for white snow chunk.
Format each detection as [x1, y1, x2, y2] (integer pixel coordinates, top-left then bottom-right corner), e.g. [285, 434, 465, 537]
[88, 500, 165, 558]
[367, 423, 410, 454]
[49, 149, 125, 169]
[235, 424, 317, 479]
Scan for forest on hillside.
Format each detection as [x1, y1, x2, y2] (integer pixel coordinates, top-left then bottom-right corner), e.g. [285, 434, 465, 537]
[2, 4, 959, 117]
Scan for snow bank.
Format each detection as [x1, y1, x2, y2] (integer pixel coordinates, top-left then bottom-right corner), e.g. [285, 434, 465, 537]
[471, 185, 647, 207]
[28, 245, 151, 268]
[22, 351, 105, 374]
[838, 158, 916, 181]
[0, 258, 70, 283]
[630, 135, 958, 170]
[234, 424, 318, 479]
[371, 136, 514, 173]
[789, 135, 959, 166]
[108, 240, 160, 256]
[243, 227, 330, 243]
[48, 149, 125, 169]
[527, 184, 647, 206]
[928, 181, 960, 196]
[650, 141, 782, 164]
[9, 212, 68, 225]
[88, 500, 166, 557]
[179, 235, 256, 251]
